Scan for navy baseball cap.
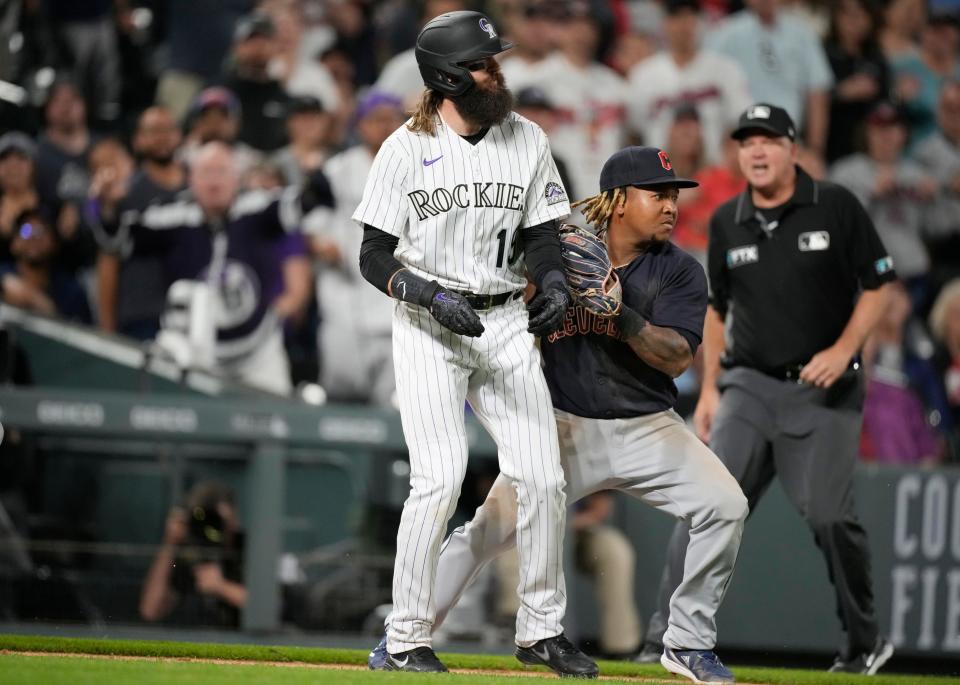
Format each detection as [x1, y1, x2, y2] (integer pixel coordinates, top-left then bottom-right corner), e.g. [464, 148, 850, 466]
[731, 103, 796, 141]
[599, 146, 698, 192]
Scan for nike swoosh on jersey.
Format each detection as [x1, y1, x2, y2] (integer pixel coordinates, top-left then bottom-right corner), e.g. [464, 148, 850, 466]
[423, 155, 443, 166]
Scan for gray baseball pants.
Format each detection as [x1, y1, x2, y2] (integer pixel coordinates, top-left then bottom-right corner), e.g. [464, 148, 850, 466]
[432, 408, 747, 650]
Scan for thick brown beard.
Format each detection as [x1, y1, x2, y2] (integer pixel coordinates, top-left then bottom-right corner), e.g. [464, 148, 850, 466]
[452, 68, 514, 129]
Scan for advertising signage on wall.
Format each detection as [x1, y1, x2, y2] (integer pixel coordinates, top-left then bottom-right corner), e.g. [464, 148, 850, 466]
[889, 471, 960, 653]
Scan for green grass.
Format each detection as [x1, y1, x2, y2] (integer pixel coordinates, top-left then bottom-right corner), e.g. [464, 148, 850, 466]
[0, 634, 957, 685]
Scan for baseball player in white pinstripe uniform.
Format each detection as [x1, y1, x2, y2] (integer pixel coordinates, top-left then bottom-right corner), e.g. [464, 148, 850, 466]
[353, 10, 597, 678]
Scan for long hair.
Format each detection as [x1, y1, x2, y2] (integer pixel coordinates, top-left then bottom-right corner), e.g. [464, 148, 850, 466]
[571, 187, 626, 238]
[407, 89, 444, 136]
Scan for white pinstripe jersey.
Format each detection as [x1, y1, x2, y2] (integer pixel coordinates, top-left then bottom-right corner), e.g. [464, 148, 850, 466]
[352, 111, 571, 294]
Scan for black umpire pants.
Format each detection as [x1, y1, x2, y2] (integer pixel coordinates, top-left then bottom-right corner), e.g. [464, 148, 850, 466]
[645, 366, 879, 657]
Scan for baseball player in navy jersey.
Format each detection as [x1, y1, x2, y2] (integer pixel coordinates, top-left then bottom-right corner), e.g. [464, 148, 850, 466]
[353, 10, 596, 677]
[369, 146, 749, 685]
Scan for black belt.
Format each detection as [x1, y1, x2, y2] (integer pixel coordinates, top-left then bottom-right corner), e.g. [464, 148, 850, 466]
[450, 289, 523, 310]
[757, 364, 807, 382]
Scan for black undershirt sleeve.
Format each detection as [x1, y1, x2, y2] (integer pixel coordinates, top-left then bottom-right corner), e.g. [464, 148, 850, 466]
[358, 224, 439, 306]
[520, 219, 566, 291]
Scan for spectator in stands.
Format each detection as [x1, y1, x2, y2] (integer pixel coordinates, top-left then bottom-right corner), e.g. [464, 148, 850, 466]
[221, 12, 292, 153]
[45, 0, 121, 126]
[891, 13, 960, 145]
[322, 0, 378, 88]
[313, 91, 404, 405]
[675, 132, 748, 267]
[35, 79, 95, 264]
[498, 1, 557, 91]
[878, 0, 926, 61]
[860, 281, 943, 464]
[663, 108, 708, 260]
[374, 0, 466, 110]
[94, 107, 187, 339]
[513, 87, 573, 196]
[626, 0, 751, 165]
[139, 481, 246, 627]
[828, 101, 937, 304]
[267, 1, 343, 119]
[272, 96, 334, 188]
[116, 142, 325, 394]
[317, 44, 359, 146]
[532, 0, 628, 200]
[179, 87, 261, 177]
[154, 0, 250, 123]
[0, 133, 42, 263]
[930, 279, 960, 455]
[913, 80, 960, 289]
[705, 0, 834, 161]
[824, 0, 892, 162]
[572, 492, 642, 659]
[0, 207, 91, 323]
[608, 30, 657, 78]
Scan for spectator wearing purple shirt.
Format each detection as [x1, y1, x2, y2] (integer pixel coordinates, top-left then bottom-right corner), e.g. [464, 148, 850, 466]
[112, 142, 331, 394]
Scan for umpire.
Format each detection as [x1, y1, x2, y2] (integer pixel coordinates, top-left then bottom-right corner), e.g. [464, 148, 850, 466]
[640, 104, 896, 675]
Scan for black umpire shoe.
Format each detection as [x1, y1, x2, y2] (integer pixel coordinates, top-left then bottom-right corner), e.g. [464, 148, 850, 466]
[828, 637, 894, 675]
[516, 633, 599, 679]
[383, 646, 449, 673]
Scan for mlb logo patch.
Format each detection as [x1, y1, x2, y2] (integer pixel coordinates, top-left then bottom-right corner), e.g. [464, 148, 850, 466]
[747, 105, 771, 120]
[545, 181, 567, 206]
[798, 231, 830, 251]
[726, 244, 759, 268]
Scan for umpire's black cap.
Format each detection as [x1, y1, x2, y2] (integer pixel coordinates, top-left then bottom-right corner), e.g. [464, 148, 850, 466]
[731, 103, 797, 141]
[599, 146, 699, 192]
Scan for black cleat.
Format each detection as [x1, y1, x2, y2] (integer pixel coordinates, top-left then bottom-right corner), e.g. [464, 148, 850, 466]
[516, 633, 599, 679]
[828, 636, 894, 675]
[383, 646, 449, 673]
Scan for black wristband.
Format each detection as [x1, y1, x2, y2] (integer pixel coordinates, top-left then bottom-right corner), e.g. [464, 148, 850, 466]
[389, 269, 441, 307]
[541, 269, 567, 293]
[618, 304, 647, 338]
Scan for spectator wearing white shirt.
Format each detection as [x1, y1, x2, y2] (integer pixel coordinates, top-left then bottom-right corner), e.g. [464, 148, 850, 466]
[530, 0, 628, 200]
[626, 0, 751, 165]
[498, 1, 558, 92]
[309, 92, 406, 405]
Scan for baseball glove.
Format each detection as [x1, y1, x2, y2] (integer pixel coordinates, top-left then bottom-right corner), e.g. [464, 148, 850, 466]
[559, 224, 622, 318]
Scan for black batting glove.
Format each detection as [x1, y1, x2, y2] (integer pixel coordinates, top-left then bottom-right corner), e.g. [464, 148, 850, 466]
[526, 284, 570, 336]
[425, 284, 485, 337]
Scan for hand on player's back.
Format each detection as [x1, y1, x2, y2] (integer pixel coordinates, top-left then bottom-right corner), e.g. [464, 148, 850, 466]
[429, 288, 485, 337]
[527, 286, 571, 336]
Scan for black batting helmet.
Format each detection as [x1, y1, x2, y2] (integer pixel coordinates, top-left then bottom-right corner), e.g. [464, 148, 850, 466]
[415, 11, 514, 97]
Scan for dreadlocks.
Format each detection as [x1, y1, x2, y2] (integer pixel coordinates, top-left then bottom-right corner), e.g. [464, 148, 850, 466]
[407, 89, 444, 135]
[571, 187, 626, 238]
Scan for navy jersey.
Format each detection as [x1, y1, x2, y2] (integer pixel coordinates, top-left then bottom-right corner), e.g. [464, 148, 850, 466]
[542, 241, 707, 419]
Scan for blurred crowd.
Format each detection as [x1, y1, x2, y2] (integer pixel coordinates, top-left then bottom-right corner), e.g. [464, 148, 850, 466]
[0, 0, 958, 461]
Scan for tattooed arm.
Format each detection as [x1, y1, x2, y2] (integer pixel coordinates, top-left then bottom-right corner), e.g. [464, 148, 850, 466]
[617, 305, 694, 378]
